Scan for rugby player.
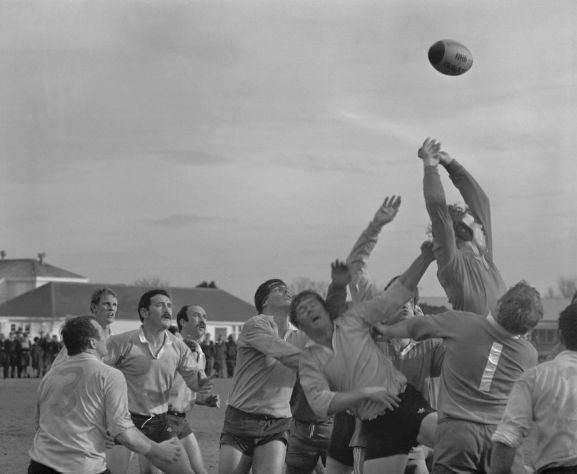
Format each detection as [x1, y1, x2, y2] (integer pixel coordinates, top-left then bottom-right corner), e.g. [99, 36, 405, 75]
[167, 305, 220, 474]
[105, 289, 214, 474]
[294, 244, 438, 474]
[218, 279, 307, 474]
[418, 137, 506, 316]
[491, 302, 577, 474]
[28, 315, 189, 474]
[51, 287, 119, 367]
[379, 281, 543, 473]
[327, 196, 443, 474]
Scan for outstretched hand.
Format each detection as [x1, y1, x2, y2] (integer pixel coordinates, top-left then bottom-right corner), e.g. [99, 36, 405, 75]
[331, 259, 351, 288]
[372, 195, 401, 227]
[418, 137, 441, 166]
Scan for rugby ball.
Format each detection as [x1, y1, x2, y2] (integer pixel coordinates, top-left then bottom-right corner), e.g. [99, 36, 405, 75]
[428, 39, 473, 76]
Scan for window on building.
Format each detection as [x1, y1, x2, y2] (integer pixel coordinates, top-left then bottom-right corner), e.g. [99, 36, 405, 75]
[10, 323, 16, 332]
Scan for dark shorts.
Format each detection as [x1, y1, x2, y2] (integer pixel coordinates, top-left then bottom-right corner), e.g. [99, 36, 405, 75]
[285, 418, 333, 471]
[166, 410, 193, 440]
[540, 468, 577, 474]
[328, 385, 433, 465]
[327, 411, 356, 466]
[220, 405, 290, 457]
[28, 460, 110, 474]
[130, 412, 174, 443]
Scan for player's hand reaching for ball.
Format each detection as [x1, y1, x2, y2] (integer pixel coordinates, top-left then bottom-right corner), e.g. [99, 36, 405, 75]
[418, 138, 441, 166]
[436, 150, 454, 166]
[330, 260, 352, 288]
[372, 195, 401, 227]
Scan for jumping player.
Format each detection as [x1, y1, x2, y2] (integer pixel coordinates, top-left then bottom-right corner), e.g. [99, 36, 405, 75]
[418, 137, 506, 316]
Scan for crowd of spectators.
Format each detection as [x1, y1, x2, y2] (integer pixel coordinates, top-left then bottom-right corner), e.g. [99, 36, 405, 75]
[200, 333, 237, 378]
[0, 331, 63, 378]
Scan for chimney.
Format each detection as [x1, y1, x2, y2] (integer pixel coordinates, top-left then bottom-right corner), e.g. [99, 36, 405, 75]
[37, 252, 45, 264]
[0, 250, 5, 260]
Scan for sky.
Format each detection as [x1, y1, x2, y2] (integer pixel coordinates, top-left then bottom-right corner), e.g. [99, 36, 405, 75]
[1, 0, 576, 303]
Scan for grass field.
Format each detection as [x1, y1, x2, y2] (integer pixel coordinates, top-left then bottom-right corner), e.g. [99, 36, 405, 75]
[0, 377, 233, 474]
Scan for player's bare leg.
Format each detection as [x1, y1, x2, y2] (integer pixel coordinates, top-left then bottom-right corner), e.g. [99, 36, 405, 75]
[219, 445, 252, 474]
[251, 440, 286, 474]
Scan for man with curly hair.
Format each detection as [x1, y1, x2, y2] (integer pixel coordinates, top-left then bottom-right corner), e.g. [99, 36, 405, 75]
[490, 302, 577, 474]
[378, 281, 543, 474]
[418, 137, 507, 316]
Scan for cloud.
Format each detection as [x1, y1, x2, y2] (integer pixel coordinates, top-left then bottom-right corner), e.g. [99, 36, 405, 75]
[284, 152, 371, 174]
[149, 149, 230, 166]
[149, 214, 218, 227]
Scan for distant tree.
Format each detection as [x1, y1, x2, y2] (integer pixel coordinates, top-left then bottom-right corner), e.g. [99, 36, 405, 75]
[133, 276, 170, 289]
[547, 276, 577, 298]
[419, 303, 451, 315]
[289, 278, 329, 298]
[196, 281, 218, 289]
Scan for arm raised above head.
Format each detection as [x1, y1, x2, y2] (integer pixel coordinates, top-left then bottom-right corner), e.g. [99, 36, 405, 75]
[441, 151, 494, 257]
[347, 196, 401, 304]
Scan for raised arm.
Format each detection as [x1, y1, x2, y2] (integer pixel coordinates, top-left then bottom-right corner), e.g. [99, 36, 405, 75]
[419, 138, 459, 269]
[351, 241, 436, 326]
[439, 151, 494, 258]
[325, 259, 351, 318]
[346, 196, 401, 304]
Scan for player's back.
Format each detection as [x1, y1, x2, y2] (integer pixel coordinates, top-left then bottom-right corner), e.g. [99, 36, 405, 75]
[437, 312, 537, 424]
[30, 353, 127, 473]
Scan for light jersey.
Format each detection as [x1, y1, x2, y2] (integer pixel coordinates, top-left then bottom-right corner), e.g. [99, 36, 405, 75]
[424, 160, 507, 316]
[51, 325, 114, 369]
[105, 326, 204, 415]
[299, 280, 414, 421]
[29, 353, 134, 474]
[227, 314, 306, 418]
[407, 311, 538, 424]
[493, 351, 577, 471]
[168, 336, 206, 413]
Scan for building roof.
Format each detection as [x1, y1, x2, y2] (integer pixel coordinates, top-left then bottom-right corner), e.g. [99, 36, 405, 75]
[0, 282, 256, 323]
[0, 259, 86, 280]
[419, 295, 572, 322]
